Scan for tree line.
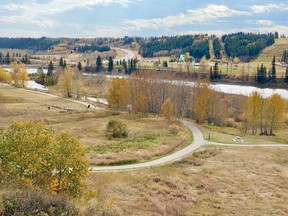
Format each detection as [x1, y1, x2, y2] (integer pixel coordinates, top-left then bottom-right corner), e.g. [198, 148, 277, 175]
[0, 37, 59, 52]
[139, 34, 211, 60]
[139, 35, 194, 57]
[222, 32, 275, 60]
[0, 51, 30, 64]
[74, 44, 110, 53]
[107, 72, 287, 135]
[213, 38, 223, 59]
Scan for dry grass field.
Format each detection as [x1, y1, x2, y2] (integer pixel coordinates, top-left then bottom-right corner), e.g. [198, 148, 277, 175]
[0, 85, 192, 166]
[1, 85, 288, 215]
[87, 147, 288, 215]
[198, 123, 288, 145]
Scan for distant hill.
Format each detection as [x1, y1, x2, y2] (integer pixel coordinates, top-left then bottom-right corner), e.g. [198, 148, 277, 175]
[0, 37, 60, 52]
[254, 38, 288, 63]
[139, 35, 210, 59]
[221, 32, 275, 61]
[138, 32, 276, 61]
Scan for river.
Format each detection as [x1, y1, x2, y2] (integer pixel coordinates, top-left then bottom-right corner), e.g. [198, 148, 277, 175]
[7, 66, 288, 100]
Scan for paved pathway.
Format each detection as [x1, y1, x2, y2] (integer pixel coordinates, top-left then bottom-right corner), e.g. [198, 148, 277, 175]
[90, 121, 288, 172]
[3, 84, 287, 172]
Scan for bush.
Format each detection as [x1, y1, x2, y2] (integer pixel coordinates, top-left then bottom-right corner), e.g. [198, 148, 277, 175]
[106, 119, 128, 139]
[1, 188, 79, 216]
[168, 124, 180, 135]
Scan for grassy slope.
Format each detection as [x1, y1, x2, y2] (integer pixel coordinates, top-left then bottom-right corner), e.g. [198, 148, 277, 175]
[88, 147, 288, 215]
[197, 123, 288, 145]
[254, 38, 288, 63]
[0, 85, 192, 165]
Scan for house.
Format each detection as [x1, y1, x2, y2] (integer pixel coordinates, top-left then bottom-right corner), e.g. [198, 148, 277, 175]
[179, 54, 195, 62]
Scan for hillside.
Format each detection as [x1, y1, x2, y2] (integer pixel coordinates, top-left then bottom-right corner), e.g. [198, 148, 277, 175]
[254, 38, 288, 63]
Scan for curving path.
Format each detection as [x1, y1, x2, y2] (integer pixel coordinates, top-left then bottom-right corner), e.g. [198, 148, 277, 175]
[90, 121, 288, 172]
[2, 84, 287, 172]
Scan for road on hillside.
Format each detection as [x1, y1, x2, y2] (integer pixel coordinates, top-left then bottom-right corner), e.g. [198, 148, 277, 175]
[113, 48, 135, 61]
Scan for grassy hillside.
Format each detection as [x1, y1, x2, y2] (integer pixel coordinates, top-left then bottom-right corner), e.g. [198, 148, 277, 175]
[254, 38, 288, 63]
[0, 85, 192, 166]
[89, 147, 288, 215]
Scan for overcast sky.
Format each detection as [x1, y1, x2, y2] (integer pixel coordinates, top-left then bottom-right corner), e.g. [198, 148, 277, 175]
[0, 0, 287, 38]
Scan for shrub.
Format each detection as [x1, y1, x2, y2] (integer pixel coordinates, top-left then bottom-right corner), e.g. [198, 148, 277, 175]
[1, 188, 79, 216]
[106, 119, 128, 139]
[168, 124, 180, 135]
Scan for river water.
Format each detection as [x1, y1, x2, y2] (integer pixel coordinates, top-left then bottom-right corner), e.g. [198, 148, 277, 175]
[6, 66, 288, 100]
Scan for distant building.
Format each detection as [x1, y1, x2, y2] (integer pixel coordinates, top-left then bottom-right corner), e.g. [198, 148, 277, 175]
[179, 54, 195, 62]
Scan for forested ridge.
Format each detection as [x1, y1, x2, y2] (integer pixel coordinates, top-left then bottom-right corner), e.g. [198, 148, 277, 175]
[222, 32, 275, 60]
[139, 35, 210, 59]
[0, 37, 60, 51]
[139, 32, 276, 60]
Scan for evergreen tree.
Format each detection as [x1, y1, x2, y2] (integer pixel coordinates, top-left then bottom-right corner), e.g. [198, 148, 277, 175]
[108, 56, 114, 72]
[163, 61, 168, 67]
[257, 63, 267, 84]
[77, 62, 82, 71]
[282, 50, 287, 63]
[122, 59, 128, 73]
[0, 52, 2, 63]
[209, 66, 213, 80]
[47, 60, 54, 76]
[63, 60, 67, 68]
[59, 57, 64, 67]
[275, 31, 279, 39]
[133, 58, 137, 71]
[213, 61, 219, 79]
[271, 55, 276, 82]
[5, 52, 10, 64]
[96, 55, 102, 72]
[285, 66, 288, 83]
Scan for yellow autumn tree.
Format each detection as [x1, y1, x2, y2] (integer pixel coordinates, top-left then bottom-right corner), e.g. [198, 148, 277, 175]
[0, 67, 12, 83]
[58, 67, 74, 97]
[0, 121, 88, 197]
[194, 82, 211, 123]
[58, 67, 86, 98]
[184, 52, 190, 62]
[245, 91, 264, 135]
[107, 77, 129, 109]
[264, 94, 287, 135]
[10, 62, 29, 87]
[161, 98, 176, 121]
[199, 56, 207, 72]
[52, 131, 88, 197]
[132, 93, 148, 115]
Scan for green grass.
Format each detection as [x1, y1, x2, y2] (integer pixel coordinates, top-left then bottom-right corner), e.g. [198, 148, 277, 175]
[198, 123, 288, 144]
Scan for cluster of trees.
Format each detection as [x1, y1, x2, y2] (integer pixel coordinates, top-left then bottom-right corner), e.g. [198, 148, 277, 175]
[222, 32, 275, 60]
[0, 121, 88, 197]
[209, 61, 221, 80]
[116, 58, 137, 74]
[186, 39, 210, 59]
[0, 37, 59, 51]
[140, 35, 211, 60]
[74, 45, 110, 53]
[244, 92, 287, 135]
[140, 35, 194, 57]
[58, 66, 86, 98]
[36, 60, 57, 86]
[106, 73, 229, 125]
[0, 52, 30, 64]
[0, 62, 29, 87]
[256, 56, 288, 84]
[213, 38, 223, 59]
[107, 72, 287, 135]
